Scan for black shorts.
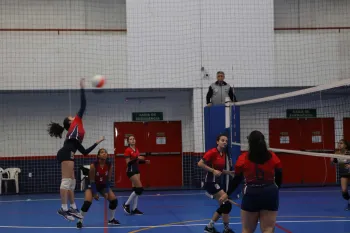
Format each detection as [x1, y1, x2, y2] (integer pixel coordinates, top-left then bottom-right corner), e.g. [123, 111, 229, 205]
[241, 184, 279, 212]
[203, 182, 223, 196]
[340, 174, 350, 178]
[57, 148, 75, 163]
[86, 181, 107, 195]
[127, 171, 140, 178]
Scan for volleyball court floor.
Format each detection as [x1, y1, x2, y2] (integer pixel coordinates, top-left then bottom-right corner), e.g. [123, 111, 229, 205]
[1, 187, 350, 233]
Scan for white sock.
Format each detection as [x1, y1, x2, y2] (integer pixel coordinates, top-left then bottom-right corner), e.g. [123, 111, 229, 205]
[61, 204, 68, 211]
[132, 195, 139, 211]
[125, 192, 136, 205]
[70, 203, 77, 209]
[78, 211, 86, 223]
[109, 208, 116, 221]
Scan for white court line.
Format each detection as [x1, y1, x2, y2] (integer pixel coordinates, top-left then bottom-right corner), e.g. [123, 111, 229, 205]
[0, 190, 339, 203]
[0, 219, 350, 229]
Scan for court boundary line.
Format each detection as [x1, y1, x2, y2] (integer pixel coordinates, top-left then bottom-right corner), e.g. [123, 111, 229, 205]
[0, 189, 340, 203]
[1, 219, 350, 230]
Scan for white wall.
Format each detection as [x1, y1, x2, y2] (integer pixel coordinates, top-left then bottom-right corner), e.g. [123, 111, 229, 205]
[0, 0, 349, 90]
[0, 89, 193, 156]
[0, 0, 127, 90]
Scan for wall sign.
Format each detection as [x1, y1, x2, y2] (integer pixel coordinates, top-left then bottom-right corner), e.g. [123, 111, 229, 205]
[286, 109, 317, 118]
[132, 112, 163, 121]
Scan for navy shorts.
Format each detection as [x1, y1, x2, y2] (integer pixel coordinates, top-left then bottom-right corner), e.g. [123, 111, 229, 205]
[241, 184, 279, 212]
[86, 180, 107, 195]
[57, 148, 75, 163]
[203, 182, 223, 196]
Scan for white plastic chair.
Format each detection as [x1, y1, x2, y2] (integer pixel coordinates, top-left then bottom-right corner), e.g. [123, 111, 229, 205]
[80, 165, 90, 191]
[0, 167, 4, 195]
[2, 168, 21, 194]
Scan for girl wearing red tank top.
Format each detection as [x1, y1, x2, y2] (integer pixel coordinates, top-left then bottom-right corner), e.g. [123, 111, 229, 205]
[47, 79, 105, 221]
[76, 148, 120, 229]
[122, 135, 150, 215]
[225, 131, 283, 233]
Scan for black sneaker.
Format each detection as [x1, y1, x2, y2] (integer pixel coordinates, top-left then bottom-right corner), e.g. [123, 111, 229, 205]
[132, 208, 143, 215]
[122, 203, 131, 215]
[223, 228, 235, 233]
[108, 218, 121, 225]
[57, 208, 75, 221]
[204, 226, 220, 233]
[76, 221, 83, 229]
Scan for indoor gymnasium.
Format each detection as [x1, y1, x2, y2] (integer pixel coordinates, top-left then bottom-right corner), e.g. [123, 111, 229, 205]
[1, 0, 350, 233]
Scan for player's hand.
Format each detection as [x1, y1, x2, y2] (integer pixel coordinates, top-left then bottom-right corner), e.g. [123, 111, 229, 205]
[207, 103, 213, 107]
[345, 164, 350, 169]
[104, 193, 108, 199]
[219, 193, 228, 204]
[213, 170, 222, 177]
[97, 136, 105, 144]
[145, 160, 150, 164]
[93, 194, 99, 200]
[80, 78, 85, 88]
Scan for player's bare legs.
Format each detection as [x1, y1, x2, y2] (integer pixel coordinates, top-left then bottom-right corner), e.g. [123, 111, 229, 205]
[107, 189, 120, 225]
[241, 210, 259, 233]
[66, 171, 82, 219]
[76, 188, 93, 228]
[259, 210, 277, 233]
[58, 161, 75, 221]
[205, 190, 234, 233]
[123, 174, 144, 215]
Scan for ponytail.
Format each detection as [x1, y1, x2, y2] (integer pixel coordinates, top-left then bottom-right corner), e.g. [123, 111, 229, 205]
[47, 122, 65, 138]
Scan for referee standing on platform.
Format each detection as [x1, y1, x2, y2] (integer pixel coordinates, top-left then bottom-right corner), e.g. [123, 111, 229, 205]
[206, 71, 237, 106]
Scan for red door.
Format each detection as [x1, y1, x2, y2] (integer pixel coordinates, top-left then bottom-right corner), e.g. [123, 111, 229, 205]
[343, 118, 350, 141]
[146, 121, 183, 187]
[114, 121, 182, 188]
[114, 122, 147, 188]
[299, 118, 336, 184]
[269, 119, 302, 184]
[269, 118, 336, 185]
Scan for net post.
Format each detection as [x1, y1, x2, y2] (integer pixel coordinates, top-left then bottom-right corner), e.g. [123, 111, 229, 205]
[225, 97, 231, 192]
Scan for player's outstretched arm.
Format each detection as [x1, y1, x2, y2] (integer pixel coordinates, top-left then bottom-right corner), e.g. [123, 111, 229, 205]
[77, 136, 105, 156]
[89, 163, 99, 200]
[77, 79, 86, 118]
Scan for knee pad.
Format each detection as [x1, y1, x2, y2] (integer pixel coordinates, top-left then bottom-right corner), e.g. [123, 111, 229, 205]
[81, 201, 92, 212]
[60, 178, 72, 190]
[109, 199, 118, 210]
[342, 191, 350, 200]
[135, 187, 144, 196]
[70, 179, 76, 191]
[217, 202, 232, 215]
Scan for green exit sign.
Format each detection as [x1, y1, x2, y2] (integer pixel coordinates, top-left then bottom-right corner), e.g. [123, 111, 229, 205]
[132, 112, 163, 121]
[286, 109, 317, 118]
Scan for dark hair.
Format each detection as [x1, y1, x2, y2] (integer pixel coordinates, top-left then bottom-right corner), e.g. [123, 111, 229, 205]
[217, 71, 225, 76]
[216, 133, 228, 142]
[47, 117, 71, 138]
[247, 130, 271, 164]
[97, 148, 108, 156]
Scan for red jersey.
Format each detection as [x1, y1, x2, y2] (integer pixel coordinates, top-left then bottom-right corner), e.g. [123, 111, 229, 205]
[94, 160, 111, 185]
[234, 151, 282, 185]
[66, 115, 85, 143]
[202, 148, 227, 182]
[124, 147, 140, 172]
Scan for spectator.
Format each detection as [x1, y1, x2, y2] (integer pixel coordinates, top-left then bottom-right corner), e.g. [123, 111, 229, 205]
[206, 71, 237, 106]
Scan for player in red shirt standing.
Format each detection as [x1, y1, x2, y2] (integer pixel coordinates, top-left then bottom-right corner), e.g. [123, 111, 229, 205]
[224, 130, 283, 233]
[47, 79, 105, 221]
[198, 134, 235, 233]
[76, 148, 120, 229]
[122, 135, 150, 215]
